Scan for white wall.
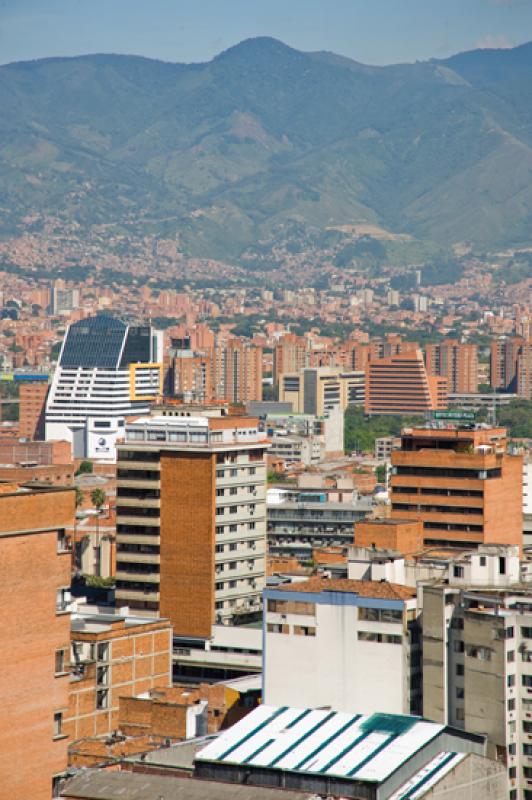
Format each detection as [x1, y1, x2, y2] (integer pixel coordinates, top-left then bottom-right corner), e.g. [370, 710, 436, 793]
[264, 597, 409, 715]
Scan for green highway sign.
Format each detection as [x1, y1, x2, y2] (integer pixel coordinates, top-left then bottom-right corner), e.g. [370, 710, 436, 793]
[433, 410, 476, 421]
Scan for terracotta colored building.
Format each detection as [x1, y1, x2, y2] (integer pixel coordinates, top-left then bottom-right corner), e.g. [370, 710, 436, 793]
[0, 482, 75, 800]
[425, 339, 478, 394]
[365, 350, 448, 415]
[115, 414, 269, 637]
[273, 333, 308, 385]
[356, 518, 424, 555]
[18, 380, 49, 439]
[390, 425, 523, 550]
[65, 607, 172, 743]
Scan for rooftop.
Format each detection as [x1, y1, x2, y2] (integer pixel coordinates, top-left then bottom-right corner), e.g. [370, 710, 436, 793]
[196, 706, 444, 783]
[270, 577, 416, 600]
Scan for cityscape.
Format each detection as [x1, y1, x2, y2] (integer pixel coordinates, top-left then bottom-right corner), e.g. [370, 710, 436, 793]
[2, 2, 532, 800]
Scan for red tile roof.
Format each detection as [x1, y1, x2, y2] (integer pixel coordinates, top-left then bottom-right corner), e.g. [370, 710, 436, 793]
[278, 577, 416, 600]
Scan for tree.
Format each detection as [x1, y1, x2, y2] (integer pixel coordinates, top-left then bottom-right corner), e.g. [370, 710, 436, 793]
[76, 460, 93, 476]
[90, 488, 107, 576]
[72, 486, 84, 572]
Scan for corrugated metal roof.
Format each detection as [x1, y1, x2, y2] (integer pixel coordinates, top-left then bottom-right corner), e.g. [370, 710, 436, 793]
[389, 751, 466, 799]
[195, 705, 444, 783]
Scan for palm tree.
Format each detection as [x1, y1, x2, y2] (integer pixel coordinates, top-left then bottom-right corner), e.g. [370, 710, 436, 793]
[90, 488, 106, 576]
[72, 486, 84, 572]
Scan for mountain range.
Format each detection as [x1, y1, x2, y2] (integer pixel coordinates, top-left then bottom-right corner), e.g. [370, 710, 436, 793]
[2, 37, 532, 260]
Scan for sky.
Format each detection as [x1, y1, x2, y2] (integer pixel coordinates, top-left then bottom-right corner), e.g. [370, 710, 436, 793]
[1, 0, 532, 67]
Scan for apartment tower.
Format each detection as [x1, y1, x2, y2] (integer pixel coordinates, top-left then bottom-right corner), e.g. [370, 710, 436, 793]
[115, 414, 269, 638]
[425, 339, 479, 394]
[365, 349, 448, 415]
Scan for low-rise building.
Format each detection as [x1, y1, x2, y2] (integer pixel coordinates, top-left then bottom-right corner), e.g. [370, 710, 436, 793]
[263, 577, 421, 715]
[65, 603, 172, 742]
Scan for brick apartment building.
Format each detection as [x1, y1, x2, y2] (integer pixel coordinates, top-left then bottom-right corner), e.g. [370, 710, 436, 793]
[390, 425, 523, 550]
[0, 482, 75, 799]
[65, 607, 172, 742]
[425, 339, 479, 394]
[18, 379, 49, 439]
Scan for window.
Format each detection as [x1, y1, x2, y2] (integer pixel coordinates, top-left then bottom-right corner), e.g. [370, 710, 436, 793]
[453, 640, 464, 653]
[466, 645, 491, 661]
[216, 488, 224, 497]
[523, 743, 532, 756]
[523, 675, 532, 688]
[294, 626, 316, 637]
[230, 487, 238, 495]
[229, 561, 237, 570]
[57, 529, 69, 553]
[508, 674, 516, 687]
[509, 743, 517, 756]
[216, 470, 224, 478]
[228, 580, 237, 589]
[96, 689, 109, 710]
[229, 506, 237, 514]
[507, 650, 515, 662]
[229, 543, 237, 551]
[96, 642, 109, 662]
[96, 666, 109, 686]
[53, 712, 63, 738]
[456, 664, 464, 676]
[506, 627, 515, 639]
[267, 623, 289, 634]
[229, 524, 237, 533]
[522, 627, 532, 639]
[56, 588, 68, 613]
[453, 566, 464, 579]
[358, 631, 402, 644]
[249, 521, 256, 530]
[55, 650, 65, 675]
[509, 766, 517, 779]
[358, 607, 403, 623]
[479, 556, 487, 567]
[456, 687, 464, 699]
[508, 698, 516, 711]
[455, 708, 465, 721]
[499, 557, 506, 575]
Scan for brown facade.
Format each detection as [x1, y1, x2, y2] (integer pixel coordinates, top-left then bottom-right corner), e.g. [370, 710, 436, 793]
[65, 619, 172, 744]
[18, 380, 49, 439]
[390, 427, 523, 550]
[365, 350, 448, 415]
[159, 451, 216, 638]
[356, 519, 424, 555]
[425, 340, 478, 394]
[0, 485, 74, 800]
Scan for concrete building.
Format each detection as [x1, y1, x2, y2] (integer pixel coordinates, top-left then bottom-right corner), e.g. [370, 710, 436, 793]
[390, 424, 523, 550]
[195, 704, 504, 800]
[263, 406, 344, 459]
[115, 414, 269, 633]
[65, 603, 172, 742]
[365, 350, 448, 415]
[279, 367, 365, 415]
[425, 340, 479, 395]
[45, 316, 163, 459]
[263, 577, 421, 715]
[0, 482, 75, 800]
[421, 544, 532, 800]
[267, 480, 371, 561]
[491, 337, 530, 397]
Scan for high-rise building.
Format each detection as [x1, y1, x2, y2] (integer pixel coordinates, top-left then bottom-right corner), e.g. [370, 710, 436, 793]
[263, 577, 421, 715]
[425, 339, 479, 394]
[273, 333, 309, 385]
[115, 414, 269, 636]
[369, 334, 418, 362]
[279, 367, 365, 415]
[214, 339, 263, 404]
[365, 350, 448, 415]
[390, 425, 523, 550]
[45, 316, 163, 459]
[490, 337, 530, 396]
[18, 379, 49, 439]
[0, 482, 74, 799]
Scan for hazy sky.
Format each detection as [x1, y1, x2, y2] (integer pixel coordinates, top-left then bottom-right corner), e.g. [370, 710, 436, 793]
[2, 0, 532, 67]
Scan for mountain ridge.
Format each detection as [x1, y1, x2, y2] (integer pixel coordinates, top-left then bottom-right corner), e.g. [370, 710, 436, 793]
[1, 37, 532, 261]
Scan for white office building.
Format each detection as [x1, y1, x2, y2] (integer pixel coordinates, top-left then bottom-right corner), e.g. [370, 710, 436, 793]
[45, 316, 162, 459]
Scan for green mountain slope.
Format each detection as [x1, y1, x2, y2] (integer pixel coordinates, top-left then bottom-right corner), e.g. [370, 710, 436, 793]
[1, 37, 532, 259]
